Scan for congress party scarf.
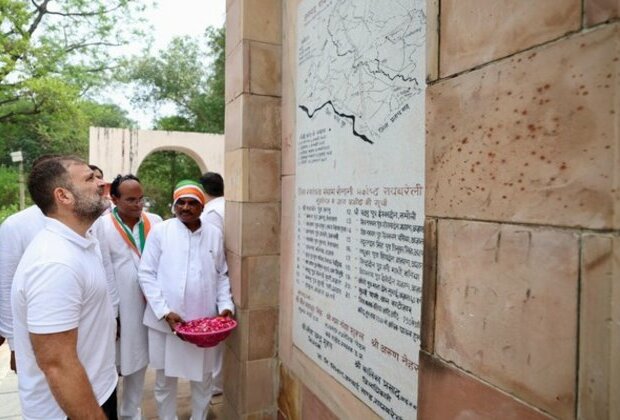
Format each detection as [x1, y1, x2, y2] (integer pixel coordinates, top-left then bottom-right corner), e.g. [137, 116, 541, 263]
[110, 208, 152, 256]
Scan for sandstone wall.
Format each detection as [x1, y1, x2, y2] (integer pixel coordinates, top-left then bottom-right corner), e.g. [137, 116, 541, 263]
[223, 0, 283, 418]
[266, 1, 618, 419]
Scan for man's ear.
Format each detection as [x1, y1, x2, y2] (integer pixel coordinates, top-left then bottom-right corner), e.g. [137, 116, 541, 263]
[53, 187, 73, 207]
[111, 195, 119, 206]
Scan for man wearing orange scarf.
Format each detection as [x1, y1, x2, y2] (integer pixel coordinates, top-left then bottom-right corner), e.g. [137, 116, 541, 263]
[139, 180, 234, 420]
[92, 174, 162, 420]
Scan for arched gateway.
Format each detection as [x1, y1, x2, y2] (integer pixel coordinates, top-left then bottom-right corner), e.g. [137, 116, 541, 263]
[88, 127, 225, 179]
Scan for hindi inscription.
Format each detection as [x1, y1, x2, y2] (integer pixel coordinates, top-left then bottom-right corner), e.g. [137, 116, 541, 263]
[294, 1, 426, 418]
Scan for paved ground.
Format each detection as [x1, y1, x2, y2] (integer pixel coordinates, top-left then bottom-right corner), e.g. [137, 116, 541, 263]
[0, 343, 20, 419]
[0, 342, 223, 419]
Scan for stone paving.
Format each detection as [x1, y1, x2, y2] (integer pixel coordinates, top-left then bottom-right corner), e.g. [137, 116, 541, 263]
[0, 343, 20, 419]
[0, 343, 223, 419]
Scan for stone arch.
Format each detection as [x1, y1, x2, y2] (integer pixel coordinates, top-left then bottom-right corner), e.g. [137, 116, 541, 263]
[88, 127, 225, 180]
[140, 145, 207, 173]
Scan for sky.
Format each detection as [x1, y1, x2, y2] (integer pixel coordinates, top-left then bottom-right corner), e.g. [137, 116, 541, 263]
[146, 0, 226, 50]
[102, 0, 226, 128]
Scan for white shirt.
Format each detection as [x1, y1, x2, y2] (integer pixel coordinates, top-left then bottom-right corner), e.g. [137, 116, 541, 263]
[11, 218, 117, 419]
[92, 212, 162, 375]
[0, 205, 46, 348]
[200, 196, 225, 232]
[138, 218, 233, 381]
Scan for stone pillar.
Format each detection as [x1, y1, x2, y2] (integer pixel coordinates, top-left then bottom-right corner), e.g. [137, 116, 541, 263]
[223, 0, 282, 418]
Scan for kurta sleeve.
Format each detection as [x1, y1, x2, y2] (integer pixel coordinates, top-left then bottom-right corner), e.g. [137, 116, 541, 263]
[91, 219, 119, 317]
[0, 219, 21, 348]
[214, 234, 235, 315]
[138, 225, 170, 320]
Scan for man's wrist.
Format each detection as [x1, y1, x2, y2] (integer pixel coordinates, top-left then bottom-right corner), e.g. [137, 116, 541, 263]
[158, 305, 171, 321]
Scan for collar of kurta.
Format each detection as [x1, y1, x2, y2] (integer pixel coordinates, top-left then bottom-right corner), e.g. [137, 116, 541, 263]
[110, 208, 151, 256]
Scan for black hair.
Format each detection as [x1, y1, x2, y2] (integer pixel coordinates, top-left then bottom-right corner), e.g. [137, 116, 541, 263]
[110, 174, 141, 198]
[89, 164, 103, 178]
[198, 172, 224, 197]
[31, 154, 61, 168]
[28, 156, 85, 215]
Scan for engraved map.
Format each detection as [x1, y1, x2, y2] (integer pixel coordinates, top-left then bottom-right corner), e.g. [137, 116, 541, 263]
[294, 0, 426, 418]
[298, 0, 425, 144]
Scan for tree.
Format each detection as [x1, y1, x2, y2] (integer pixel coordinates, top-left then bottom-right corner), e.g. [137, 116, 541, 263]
[137, 151, 202, 218]
[122, 26, 225, 219]
[0, 165, 19, 223]
[81, 101, 135, 130]
[0, 0, 148, 123]
[124, 26, 225, 133]
[0, 98, 135, 168]
[0, 0, 145, 166]
[0, 1, 146, 221]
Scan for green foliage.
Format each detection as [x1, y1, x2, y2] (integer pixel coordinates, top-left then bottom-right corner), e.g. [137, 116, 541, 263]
[0, 203, 18, 224]
[0, 165, 20, 222]
[137, 151, 202, 218]
[154, 115, 193, 132]
[0, 97, 135, 168]
[0, 0, 146, 167]
[123, 26, 225, 133]
[0, 0, 149, 123]
[81, 101, 135, 129]
[124, 26, 225, 217]
[0, 165, 19, 205]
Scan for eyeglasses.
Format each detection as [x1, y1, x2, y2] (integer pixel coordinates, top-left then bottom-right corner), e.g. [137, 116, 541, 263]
[123, 197, 144, 205]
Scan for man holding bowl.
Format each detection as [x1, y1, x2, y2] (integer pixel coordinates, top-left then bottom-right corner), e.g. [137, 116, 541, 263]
[138, 180, 234, 420]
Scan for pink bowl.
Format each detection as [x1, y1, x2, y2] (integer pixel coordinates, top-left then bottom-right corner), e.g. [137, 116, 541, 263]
[175, 318, 237, 348]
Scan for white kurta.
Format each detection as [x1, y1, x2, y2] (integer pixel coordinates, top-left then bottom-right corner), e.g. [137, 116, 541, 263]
[93, 212, 162, 376]
[0, 205, 46, 348]
[138, 218, 234, 382]
[200, 196, 225, 232]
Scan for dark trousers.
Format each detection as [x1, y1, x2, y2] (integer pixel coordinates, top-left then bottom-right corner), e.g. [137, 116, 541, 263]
[101, 388, 118, 420]
[67, 387, 117, 420]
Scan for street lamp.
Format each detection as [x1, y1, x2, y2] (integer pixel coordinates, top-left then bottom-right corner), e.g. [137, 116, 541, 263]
[10, 151, 25, 210]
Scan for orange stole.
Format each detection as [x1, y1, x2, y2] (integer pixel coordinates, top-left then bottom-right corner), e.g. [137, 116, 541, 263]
[109, 212, 152, 256]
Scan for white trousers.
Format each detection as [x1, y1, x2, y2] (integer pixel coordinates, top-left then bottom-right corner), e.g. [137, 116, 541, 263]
[212, 342, 223, 394]
[119, 366, 147, 420]
[154, 369, 213, 420]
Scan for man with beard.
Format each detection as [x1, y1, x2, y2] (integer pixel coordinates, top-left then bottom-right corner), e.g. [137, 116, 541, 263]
[139, 180, 234, 420]
[11, 156, 118, 419]
[93, 174, 162, 420]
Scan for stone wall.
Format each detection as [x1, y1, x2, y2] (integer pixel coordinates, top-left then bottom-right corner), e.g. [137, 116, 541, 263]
[88, 127, 225, 180]
[421, 1, 619, 418]
[270, 0, 620, 420]
[223, 0, 282, 418]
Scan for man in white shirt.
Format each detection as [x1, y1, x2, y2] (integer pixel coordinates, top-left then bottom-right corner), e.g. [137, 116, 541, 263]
[11, 156, 117, 419]
[139, 180, 234, 420]
[0, 205, 46, 366]
[93, 174, 162, 420]
[199, 172, 225, 232]
[198, 172, 226, 395]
